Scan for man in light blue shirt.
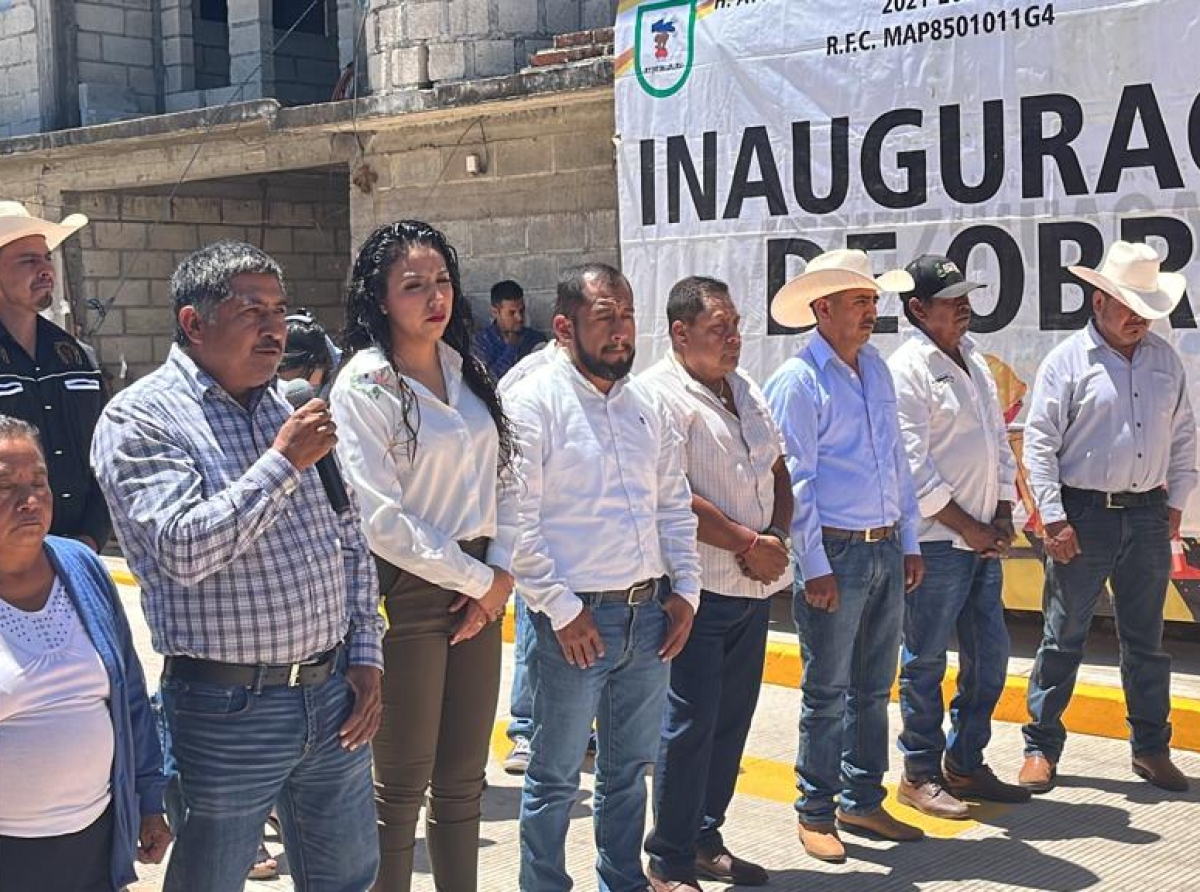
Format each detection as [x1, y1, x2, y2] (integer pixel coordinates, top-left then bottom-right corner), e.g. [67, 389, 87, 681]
[764, 249, 925, 863]
[1020, 241, 1197, 795]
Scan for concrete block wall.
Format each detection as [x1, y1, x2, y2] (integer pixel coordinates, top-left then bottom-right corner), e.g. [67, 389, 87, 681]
[273, 28, 341, 105]
[349, 97, 618, 331]
[76, 0, 159, 124]
[68, 172, 351, 384]
[0, 0, 44, 138]
[365, 0, 618, 92]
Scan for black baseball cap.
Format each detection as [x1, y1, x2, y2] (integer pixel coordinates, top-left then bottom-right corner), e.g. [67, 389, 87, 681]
[902, 254, 983, 301]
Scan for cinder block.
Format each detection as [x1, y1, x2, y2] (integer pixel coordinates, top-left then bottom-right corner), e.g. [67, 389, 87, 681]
[494, 136, 553, 177]
[148, 224, 200, 250]
[528, 213, 586, 252]
[261, 228, 293, 254]
[75, 2, 127, 35]
[470, 216, 527, 256]
[197, 224, 250, 244]
[78, 61, 131, 86]
[585, 208, 618, 252]
[497, 0, 538, 33]
[473, 39, 516, 78]
[427, 40, 466, 82]
[93, 220, 148, 250]
[553, 131, 613, 172]
[123, 307, 168, 335]
[405, 0, 445, 41]
[81, 250, 121, 279]
[121, 250, 177, 280]
[2, 3, 36, 36]
[101, 35, 154, 64]
[77, 31, 103, 62]
[545, 3, 582, 36]
[582, 0, 616, 29]
[124, 9, 154, 37]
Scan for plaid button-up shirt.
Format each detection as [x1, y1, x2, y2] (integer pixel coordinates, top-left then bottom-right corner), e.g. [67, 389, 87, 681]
[91, 345, 383, 669]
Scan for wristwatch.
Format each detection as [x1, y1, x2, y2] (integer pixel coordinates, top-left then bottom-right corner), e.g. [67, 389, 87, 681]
[763, 525, 792, 549]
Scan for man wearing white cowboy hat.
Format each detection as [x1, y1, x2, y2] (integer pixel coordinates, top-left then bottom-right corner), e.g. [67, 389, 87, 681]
[1020, 240, 1197, 794]
[763, 248, 926, 863]
[0, 200, 109, 550]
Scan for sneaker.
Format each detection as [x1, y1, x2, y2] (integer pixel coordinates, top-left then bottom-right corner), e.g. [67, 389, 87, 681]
[503, 737, 531, 774]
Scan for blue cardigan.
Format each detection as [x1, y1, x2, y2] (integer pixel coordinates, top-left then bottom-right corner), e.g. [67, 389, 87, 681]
[44, 536, 167, 891]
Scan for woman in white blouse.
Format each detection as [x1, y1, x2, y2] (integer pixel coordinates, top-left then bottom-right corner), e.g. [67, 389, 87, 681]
[0, 415, 170, 891]
[331, 220, 516, 892]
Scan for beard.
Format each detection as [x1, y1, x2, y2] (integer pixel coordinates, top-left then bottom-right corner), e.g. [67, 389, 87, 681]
[576, 340, 635, 382]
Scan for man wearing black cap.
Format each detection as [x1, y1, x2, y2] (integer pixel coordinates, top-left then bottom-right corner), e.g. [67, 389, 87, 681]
[887, 254, 1030, 818]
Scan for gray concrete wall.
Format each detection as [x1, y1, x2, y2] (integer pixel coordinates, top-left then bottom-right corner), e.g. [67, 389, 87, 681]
[75, 0, 158, 124]
[273, 28, 340, 105]
[0, 0, 44, 138]
[366, 0, 617, 92]
[351, 98, 618, 329]
[68, 172, 351, 384]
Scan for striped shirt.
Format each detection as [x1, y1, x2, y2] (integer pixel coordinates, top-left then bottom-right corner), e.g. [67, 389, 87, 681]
[639, 352, 792, 598]
[90, 345, 383, 669]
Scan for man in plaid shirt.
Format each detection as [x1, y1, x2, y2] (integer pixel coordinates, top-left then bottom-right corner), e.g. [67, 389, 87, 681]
[91, 241, 384, 892]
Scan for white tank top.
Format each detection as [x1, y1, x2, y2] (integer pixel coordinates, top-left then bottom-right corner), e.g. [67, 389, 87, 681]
[0, 577, 114, 837]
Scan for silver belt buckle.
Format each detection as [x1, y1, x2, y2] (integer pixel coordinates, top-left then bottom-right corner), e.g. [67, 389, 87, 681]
[1105, 492, 1124, 509]
[287, 663, 302, 687]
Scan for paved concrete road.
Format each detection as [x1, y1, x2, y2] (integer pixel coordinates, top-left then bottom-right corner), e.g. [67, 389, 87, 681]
[116, 581, 1200, 892]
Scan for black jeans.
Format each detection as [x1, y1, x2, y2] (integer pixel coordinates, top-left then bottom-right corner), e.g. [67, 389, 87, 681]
[0, 803, 113, 892]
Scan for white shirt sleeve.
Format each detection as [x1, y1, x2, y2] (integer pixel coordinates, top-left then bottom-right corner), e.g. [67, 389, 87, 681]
[652, 398, 701, 610]
[333, 381, 494, 598]
[508, 391, 584, 630]
[890, 355, 955, 519]
[1023, 355, 1069, 525]
[1167, 352, 1199, 511]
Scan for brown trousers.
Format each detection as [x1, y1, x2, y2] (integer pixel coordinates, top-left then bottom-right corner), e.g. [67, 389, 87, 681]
[372, 540, 502, 892]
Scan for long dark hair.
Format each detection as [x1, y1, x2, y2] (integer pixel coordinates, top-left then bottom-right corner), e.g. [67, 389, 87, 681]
[341, 220, 514, 470]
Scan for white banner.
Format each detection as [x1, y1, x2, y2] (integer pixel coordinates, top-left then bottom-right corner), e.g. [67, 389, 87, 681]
[615, 0, 1200, 610]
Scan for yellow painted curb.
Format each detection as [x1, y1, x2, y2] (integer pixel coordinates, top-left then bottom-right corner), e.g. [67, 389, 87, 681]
[760, 638, 1200, 753]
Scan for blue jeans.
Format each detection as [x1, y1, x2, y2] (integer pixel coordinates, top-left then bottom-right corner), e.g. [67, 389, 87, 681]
[793, 536, 904, 824]
[508, 595, 535, 742]
[898, 541, 1008, 777]
[160, 658, 378, 892]
[1024, 495, 1173, 761]
[645, 593, 769, 881]
[520, 594, 670, 892]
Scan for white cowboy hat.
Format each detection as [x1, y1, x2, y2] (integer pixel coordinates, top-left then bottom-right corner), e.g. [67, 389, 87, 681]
[1068, 240, 1186, 321]
[770, 249, 915, 329]
[0, 201, 88, 252]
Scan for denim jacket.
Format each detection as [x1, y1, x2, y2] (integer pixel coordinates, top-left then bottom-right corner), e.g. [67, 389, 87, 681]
[44, 536, 166, 891]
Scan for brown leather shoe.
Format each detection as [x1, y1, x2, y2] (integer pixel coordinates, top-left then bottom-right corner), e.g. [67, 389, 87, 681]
[944, 763, 1032, 803]
[694, 844, 768, 886]
[836, 807, 924, 842]
[1018, 753, 1057, 793]
[897, 774, 969, 819]
[1132, 752, 1190, 792]
[798, 821, 845, 863]
[647, 870, 704, 892]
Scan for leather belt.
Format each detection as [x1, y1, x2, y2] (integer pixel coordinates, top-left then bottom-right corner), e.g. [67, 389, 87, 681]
[821, 524, 896, 543]
[577, 578, 659, 606]
[1062, 486, 1167, 510]
[164, 643, 343, 689]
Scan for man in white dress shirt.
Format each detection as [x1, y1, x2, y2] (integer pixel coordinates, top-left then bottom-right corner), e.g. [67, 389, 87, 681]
[507, 263, 702, 892]
[639, 276, 792, 891]
[1020, 241, 1197, 794]
[888, 255, 1031, 820]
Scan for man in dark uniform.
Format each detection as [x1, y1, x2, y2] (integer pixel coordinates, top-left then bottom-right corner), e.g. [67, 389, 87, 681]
[0, 201, 109, 550]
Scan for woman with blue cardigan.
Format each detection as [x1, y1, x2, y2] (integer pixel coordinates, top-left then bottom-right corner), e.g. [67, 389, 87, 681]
[0, 415, 170, 892]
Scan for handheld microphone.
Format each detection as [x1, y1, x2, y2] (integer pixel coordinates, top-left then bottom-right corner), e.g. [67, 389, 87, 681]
[281, 378, 351, 515]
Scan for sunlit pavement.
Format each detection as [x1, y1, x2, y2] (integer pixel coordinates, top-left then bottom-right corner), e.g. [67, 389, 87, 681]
[111, 569, 1200, 892]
